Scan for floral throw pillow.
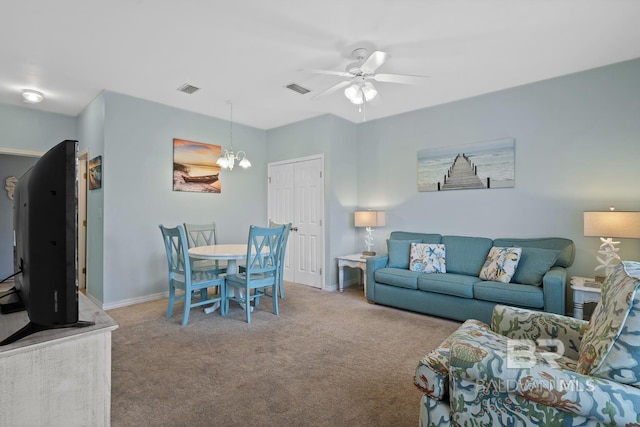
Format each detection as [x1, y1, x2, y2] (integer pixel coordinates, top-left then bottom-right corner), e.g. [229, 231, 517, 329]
[479, 246, 522, 283]
[577, 261, 640, 385]
[409, 243, 446, 273]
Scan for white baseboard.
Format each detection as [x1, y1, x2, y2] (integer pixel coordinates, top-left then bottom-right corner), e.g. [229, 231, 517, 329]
[102, 291, 169, 311]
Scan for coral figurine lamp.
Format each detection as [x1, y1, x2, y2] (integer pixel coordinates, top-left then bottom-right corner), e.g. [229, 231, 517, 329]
[354, 210, 386, 256]
[584, 208, 640, 280]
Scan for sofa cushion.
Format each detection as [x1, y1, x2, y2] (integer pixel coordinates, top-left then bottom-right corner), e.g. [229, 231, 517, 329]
[409, 243, 446, 273]
[387, 239, 422, 268]
[511, 247, 561, 286]
[374, 268, 421, 290]
[389, 231, 442, 244]
[479, 246, 522, 283]
[474, 281, 544, 308]
[493, 237, 575, 268]
[442, 236, 493, 276]
[577, 261, 640, 386]
[418, 273, 478, 298]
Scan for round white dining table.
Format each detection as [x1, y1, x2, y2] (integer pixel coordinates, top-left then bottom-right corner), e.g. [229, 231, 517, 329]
[187, 244, 248, 314]
[188, 244, 247, 275]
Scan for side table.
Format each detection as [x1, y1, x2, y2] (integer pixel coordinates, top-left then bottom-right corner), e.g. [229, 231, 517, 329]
[337, 253, 368, 294]
[570, 276, 602, 320]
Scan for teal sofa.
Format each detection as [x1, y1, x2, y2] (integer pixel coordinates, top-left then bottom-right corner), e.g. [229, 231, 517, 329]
[365, 231, 575, 323]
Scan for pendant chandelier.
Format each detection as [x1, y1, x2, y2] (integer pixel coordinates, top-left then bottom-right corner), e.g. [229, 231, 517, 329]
[216, 101, 251, 170]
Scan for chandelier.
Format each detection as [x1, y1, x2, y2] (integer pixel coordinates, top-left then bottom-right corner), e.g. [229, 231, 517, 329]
[216, 102, 251, 170]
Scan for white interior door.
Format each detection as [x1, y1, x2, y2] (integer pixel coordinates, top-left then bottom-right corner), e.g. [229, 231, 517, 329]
[268, 156, 324, 289]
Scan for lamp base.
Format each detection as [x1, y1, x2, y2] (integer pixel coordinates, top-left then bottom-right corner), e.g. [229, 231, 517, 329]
[362, 251, 376, 257]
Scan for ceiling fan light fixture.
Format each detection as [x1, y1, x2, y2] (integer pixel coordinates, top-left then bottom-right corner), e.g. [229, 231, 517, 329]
[344, 84, 362, 104]
[362, 82, 377, 102]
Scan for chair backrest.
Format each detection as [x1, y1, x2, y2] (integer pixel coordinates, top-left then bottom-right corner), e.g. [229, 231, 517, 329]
[244, 224, 285, 276]
[184, 223, 218, 248]
[269, 221, 291, 269]
[159, 225, 191, 279]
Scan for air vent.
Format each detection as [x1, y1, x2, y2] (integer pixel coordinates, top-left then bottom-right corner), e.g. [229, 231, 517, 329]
[177, 83, 200, 94]
[285, 83, 311, 95]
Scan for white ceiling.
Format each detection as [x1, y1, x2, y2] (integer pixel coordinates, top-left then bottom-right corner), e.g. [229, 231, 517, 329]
[2, 1, 640, 130]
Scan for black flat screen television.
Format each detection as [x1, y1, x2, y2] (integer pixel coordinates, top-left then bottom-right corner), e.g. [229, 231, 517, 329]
[0, 139, 93, 346]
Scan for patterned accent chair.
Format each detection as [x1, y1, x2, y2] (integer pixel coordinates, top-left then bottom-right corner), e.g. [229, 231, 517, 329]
[415, 261, 640, 426]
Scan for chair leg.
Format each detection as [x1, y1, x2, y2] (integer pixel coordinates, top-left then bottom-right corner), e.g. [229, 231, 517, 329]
[279, 278, 285, 299]
[272, 284, 279, 316]
[220, 283, 228, 316]
[182, 290, 192, 326]
[167, 285, 176, 318]
[245, 286, 251, 323]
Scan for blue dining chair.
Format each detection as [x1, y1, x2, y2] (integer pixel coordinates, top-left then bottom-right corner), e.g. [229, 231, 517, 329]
[269, 221, 291, 299]
[183, 222, 227, 277]
[159, 225, 226, 325]
[224, 224, 285, 323]
[239, 221, 291, 299]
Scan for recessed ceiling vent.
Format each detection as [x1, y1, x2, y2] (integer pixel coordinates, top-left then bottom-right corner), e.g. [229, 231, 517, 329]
[285, 83, 311, 95]
[177, 83, 200, 94]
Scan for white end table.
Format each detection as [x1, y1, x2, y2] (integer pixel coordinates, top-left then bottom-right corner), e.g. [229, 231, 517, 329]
[337, 253, 368, 294]
[570, 276, 602, 320]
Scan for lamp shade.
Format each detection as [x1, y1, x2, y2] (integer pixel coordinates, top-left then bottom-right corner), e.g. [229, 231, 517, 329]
[584, 211, 640, 238]
[354, 210, 386, 228]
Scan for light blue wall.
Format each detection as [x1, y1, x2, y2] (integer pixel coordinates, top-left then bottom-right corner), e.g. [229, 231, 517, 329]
[77, 93, 106, 302]
[0, 103, 77, 153]
[100, 92, 267, 305]
[2, 58, 639, 312]
[267, 114, 359, 288]
[0, 155, 37, 278]
[0, 104, 76, 280]
[357, 58, 640, 283]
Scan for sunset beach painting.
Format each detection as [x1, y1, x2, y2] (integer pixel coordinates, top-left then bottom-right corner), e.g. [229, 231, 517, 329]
[173, 138, 222, 193]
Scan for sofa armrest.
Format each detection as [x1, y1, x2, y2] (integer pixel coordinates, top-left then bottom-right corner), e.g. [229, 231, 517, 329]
[491, 305, 587, 360]
[365, 255, 388, 301]
[449, 341, 640, 426]
[542, 266, 567, 315]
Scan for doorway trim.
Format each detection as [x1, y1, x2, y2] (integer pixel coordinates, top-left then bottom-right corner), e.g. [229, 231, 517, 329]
[268, 154, 326, 290]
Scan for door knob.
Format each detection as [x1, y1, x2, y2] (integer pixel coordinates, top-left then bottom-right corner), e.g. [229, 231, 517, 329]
[291, 226, 298, 232]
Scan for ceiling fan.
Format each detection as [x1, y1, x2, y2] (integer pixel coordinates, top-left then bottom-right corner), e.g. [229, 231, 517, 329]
[304, 48, 429, 105]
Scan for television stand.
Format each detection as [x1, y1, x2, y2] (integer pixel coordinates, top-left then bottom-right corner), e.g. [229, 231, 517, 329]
[0, 293, 118, 425]
[0, 319, 95, 346]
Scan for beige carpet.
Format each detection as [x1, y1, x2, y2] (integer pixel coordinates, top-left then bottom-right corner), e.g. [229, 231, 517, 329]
[108, 282, 460, 427]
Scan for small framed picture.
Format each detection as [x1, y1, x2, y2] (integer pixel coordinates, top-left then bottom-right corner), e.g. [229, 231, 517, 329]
[89, 156, 102, 190]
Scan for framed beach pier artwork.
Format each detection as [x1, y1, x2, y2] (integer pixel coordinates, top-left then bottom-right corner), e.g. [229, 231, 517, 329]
[173, 138, 222, 193]
[417, 138, 515, 192]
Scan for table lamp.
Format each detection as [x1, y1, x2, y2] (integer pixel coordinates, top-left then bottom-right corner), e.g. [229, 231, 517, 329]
[354, 210, 386, 256]
[584, 208, 640, 281]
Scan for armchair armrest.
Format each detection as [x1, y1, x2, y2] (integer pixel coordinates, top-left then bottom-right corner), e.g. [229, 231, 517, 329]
[365, 255, 388, 302]
[542, 266, 567, 315]
[449, 341, 640, 426]
[491, 305, 587, 360]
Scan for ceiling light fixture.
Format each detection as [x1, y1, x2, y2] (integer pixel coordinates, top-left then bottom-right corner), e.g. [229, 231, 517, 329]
[22, 89, 44, 104]
[216, 101, 251, 171]
[344, 81, 377, 105]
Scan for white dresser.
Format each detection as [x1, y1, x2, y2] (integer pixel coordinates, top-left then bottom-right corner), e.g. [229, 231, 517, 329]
[0, 293, 118, 426]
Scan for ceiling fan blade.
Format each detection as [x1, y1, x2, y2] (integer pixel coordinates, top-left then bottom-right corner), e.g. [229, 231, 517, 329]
[373, 73, 430, 85]
[360, 51, 390, 74]
[311, 80, 352, 100]
[299, 68, 352, 78]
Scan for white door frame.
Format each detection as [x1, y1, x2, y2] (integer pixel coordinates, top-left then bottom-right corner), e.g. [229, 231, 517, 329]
[268, 154, 325, 290]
